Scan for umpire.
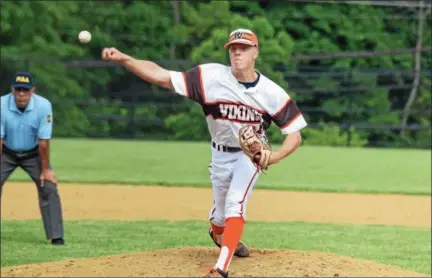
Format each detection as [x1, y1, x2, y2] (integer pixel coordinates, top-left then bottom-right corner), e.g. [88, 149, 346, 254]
[0, 72, 65, 245]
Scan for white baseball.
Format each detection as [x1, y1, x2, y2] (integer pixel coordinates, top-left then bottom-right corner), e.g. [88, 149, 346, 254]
[78, 30, 91, 44]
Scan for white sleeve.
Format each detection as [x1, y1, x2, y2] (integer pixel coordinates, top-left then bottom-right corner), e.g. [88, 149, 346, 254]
[169, 66, 205, 105]
[169, 71, 188, 97]
[269, 88, 308, 134]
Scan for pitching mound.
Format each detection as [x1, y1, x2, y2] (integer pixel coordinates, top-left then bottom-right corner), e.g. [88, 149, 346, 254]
[1, 247, 427, 277]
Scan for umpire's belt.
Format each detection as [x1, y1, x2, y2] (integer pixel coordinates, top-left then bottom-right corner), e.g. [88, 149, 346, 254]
[211, 141, 242, 153]
[2, 145, 39, 159]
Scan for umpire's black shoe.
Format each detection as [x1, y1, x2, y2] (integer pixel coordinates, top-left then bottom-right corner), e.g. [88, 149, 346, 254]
[51, 238, 65, 245]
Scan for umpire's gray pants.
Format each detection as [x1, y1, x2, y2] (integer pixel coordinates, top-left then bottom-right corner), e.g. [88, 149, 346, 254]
[0, 151, 64, 240]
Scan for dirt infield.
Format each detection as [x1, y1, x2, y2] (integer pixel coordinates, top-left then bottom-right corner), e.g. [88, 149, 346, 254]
[1, 182, 430, 226]
[1, 182, 431, 277]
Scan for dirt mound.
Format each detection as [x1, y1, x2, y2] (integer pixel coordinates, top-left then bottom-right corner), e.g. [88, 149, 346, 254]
[1, 247, 427, 277]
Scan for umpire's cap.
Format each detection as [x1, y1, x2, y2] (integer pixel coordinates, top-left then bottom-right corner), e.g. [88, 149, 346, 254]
[224, 28, 259, 49]
[12, 72, 34, 90]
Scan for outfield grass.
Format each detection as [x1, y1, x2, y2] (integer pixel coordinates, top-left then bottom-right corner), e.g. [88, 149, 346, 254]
[1, 220, 430, 274]
[8, 139, 431, 195]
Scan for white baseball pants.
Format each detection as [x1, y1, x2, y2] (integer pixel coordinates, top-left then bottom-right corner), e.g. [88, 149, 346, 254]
[208, 144, 260, 226]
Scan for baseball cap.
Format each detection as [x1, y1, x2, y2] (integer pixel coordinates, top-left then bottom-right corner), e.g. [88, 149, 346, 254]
[12, 72, 34, 89]
[224, 28, 259, 49]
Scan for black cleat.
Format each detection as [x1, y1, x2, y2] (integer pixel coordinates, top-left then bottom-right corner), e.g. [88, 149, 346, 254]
[208, 228, 250, 257]
[206, 268, 229, 278]
[51, 238, 65, 245]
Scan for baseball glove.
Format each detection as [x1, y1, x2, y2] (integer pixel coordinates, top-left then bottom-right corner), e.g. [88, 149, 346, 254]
[238, 125, 272, 173]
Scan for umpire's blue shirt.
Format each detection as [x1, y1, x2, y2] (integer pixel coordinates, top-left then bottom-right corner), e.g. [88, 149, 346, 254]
[1, 93, 53, 151]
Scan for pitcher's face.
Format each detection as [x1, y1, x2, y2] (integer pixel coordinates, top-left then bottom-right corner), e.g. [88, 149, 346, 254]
[229, 44, 258, 71]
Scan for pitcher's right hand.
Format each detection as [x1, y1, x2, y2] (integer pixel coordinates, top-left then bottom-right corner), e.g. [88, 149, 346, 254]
[102, 47, 130, 63]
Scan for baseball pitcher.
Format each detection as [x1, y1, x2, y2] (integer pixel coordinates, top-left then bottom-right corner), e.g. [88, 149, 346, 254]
[101, 28, 307, 278]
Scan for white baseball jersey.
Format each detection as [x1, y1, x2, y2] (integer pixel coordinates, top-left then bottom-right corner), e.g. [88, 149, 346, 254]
[169, 63, 307, 147]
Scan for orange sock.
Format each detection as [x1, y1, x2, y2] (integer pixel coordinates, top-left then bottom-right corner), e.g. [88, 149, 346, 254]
[211, 222, 225, 244]
[214, 217, 245, 272]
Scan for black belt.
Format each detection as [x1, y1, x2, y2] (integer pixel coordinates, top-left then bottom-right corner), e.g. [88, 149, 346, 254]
[2, 145, 39, 159]
[212, 141, 242, 153]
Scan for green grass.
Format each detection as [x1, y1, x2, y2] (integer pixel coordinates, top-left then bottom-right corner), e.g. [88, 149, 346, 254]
[3, 140, 430, 275]
[8, 139, 431, 195]
[1, 220, 430, 275]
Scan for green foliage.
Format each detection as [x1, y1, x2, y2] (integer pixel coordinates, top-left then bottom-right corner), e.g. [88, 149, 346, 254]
[183, 2, 294, 88]
[302, 123, 368, 147]
[53, 105, 90, 137]
[0, 1, 430, 148]
[165, 103, 210, 141]
[265, 124, 286, 144]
